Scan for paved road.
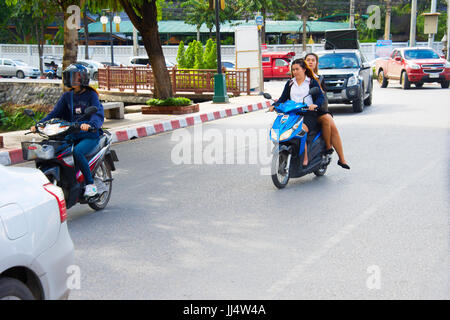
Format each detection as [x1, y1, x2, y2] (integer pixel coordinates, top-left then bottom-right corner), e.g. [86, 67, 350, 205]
[19, 81, 450, 299]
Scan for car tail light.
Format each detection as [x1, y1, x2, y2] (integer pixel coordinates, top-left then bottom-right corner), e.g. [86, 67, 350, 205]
[43, 183, 67, 223]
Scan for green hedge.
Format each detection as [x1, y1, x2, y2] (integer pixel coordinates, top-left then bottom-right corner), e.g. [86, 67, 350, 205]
[0, 105, 49, 132]
[146, 97, 193, 106]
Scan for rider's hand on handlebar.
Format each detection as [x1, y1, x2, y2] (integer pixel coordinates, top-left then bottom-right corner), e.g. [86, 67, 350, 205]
[30, 125, 36, 133]
[80, 123, 91, 131]
[308, 104, 318, 111]
[268, 105, 275, 112]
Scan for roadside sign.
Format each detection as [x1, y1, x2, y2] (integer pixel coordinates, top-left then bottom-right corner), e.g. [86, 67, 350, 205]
[255, 16, 263, 26]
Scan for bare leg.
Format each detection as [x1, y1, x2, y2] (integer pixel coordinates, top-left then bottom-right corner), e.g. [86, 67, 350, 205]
[328, 117, 349, 165]
[318, 115, 332, 150]
[302, 124, 309, 166]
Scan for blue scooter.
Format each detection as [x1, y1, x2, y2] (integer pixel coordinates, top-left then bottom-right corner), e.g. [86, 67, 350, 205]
[264, 88, 332, 189]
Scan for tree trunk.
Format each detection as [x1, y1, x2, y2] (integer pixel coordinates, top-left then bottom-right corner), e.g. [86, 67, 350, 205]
[63, 8, 78, 72]
[83, 4, 90, 59]
[261, 8, 266, 45]
[197, 28, 200, 41]
[121, 0, 173, 99]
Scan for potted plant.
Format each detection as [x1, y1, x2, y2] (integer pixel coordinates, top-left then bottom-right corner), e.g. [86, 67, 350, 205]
[141, 97, 199, 115]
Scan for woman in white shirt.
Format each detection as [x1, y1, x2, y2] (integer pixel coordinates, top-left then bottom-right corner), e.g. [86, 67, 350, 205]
[269, 58, 325, 167]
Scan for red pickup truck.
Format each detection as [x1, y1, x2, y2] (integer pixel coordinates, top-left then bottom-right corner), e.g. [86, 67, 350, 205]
[375, 47, 450, 89]
[262, 51, 295, 80]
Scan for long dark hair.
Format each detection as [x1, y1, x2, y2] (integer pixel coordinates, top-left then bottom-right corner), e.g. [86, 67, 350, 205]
[290, 58, 318, 81]
[304, 53, 320, 75]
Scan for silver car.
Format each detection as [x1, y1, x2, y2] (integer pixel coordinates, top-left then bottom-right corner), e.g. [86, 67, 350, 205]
[56, 60, 103, 81]
[0, 59, 40, 79]
[0, 164, 75, 300]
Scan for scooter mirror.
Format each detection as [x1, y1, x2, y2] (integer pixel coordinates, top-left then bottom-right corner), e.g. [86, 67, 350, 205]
[23, 109, 35, 118]
[263, 93, 272, 100]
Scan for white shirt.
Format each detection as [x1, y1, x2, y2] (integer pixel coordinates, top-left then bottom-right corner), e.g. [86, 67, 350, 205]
[290, 76, 313, 106]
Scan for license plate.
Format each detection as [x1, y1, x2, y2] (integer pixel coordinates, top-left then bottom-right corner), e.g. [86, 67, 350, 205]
[429, 74, 439, 78]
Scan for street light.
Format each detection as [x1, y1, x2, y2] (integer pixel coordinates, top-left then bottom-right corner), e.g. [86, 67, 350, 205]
[100, 9, 115, 66]
[212, 0, 229, 103]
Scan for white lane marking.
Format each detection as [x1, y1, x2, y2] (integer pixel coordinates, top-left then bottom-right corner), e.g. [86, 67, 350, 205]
[265, 157, 442, 299]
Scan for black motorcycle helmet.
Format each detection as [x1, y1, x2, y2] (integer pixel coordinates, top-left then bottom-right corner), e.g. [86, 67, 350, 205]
[62, 63, 90, 88]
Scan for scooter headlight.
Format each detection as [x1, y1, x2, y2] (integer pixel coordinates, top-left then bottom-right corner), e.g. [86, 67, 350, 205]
[270, 129, 278, 140]
[280, 129, 293, 141]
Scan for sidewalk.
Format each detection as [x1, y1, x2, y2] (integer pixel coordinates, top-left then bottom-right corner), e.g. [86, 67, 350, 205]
[0, 93, 275, 166]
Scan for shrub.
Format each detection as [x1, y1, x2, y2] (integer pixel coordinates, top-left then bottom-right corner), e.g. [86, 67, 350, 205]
[184, 41, 196, 69]
[146, 97, 193, 107]
[0, 104, 50, 132]
[193, 40, 205, 69]
[176, 41, 187, 68]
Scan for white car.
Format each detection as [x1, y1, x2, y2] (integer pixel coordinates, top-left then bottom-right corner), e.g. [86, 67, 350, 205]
[129, 56, 174, 68]
[0, 59, 40, 79]
[0, 164, 75, 300]
[56, 59, 104, 80]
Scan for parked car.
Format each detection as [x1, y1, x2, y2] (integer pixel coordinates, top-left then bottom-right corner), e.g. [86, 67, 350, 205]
[56, 59, 103, 80]
[0, 59, 40, 79]
[128, 56, 174, 68]
[101, 61, 120, 67]
[221, 60, 235, 70]
[262, 51, 296, 80]
[0, 164, 75, 300]
[317, 49, 373, 113]
[375, 47, 450, 89]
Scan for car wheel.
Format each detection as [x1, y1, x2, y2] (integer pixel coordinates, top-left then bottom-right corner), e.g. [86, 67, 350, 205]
[401, 71, 411, 90]
[378, 70, 388, 88]
[16, 71, 25, 79]
[441, 81, 449, 89]
[364, 79, 373, 106]
[352, 85, 364, 113]
[0, 277, 35, 300]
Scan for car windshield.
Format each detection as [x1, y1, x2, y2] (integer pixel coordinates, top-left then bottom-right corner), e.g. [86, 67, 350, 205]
[13, 60, 27, 66]
[404, 49, 440, 59]
[318, 53, 360, 69]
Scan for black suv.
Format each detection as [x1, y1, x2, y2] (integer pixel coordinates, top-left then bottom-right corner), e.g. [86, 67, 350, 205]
[316, 49, 373, 113]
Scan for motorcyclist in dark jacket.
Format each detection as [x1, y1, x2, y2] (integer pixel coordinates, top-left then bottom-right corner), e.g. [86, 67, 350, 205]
[30, 64, 105, 197]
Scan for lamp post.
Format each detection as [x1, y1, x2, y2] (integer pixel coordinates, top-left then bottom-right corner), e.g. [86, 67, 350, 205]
[212, 0, 229, 103]
[100, 9, 118, 66]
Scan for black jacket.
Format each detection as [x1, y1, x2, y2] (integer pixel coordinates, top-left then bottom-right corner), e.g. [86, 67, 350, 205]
[273, 77, 326, 111]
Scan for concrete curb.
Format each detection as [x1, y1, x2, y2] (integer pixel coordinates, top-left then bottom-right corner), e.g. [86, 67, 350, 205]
[0, 100, 271, 166]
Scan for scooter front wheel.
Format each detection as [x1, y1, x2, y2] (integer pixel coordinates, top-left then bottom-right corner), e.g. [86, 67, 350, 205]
[88, 160, 112, 211]
[271, 150, 290, 189]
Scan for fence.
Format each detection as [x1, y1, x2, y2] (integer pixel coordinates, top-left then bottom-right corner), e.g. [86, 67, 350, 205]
[97, 66, 251, 96]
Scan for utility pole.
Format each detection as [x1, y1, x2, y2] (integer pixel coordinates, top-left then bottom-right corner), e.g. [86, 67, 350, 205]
[410, 0, 417, 47]
[133, 25, 138, 56]
[384, 0, 392, 40]
[428, 0, 438, 48]
[349, 0, 355, 29]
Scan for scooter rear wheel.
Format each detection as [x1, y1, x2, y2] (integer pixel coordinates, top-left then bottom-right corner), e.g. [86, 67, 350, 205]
[271, 151, 290, 189]
[89, 160, 112, 211]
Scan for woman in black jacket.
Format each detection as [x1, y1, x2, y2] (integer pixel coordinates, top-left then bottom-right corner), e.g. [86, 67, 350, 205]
[305, 53, 350, 169]
[269, 58, 325, 167]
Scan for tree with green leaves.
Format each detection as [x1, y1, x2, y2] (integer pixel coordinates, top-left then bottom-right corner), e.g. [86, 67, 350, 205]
[235, 0, 284, 43]
[6, 0, 81, 78]
[5, 0, 59, 75]
[193, 40, 205, 69]
[176, 40, 187, 68]
[204, 39, 217, 69]
[184, 40, 196, 68]
[88, 0, 172, 98]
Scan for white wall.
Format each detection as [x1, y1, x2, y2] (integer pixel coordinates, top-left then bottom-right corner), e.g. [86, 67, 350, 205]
[0, 42, 444, 68]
